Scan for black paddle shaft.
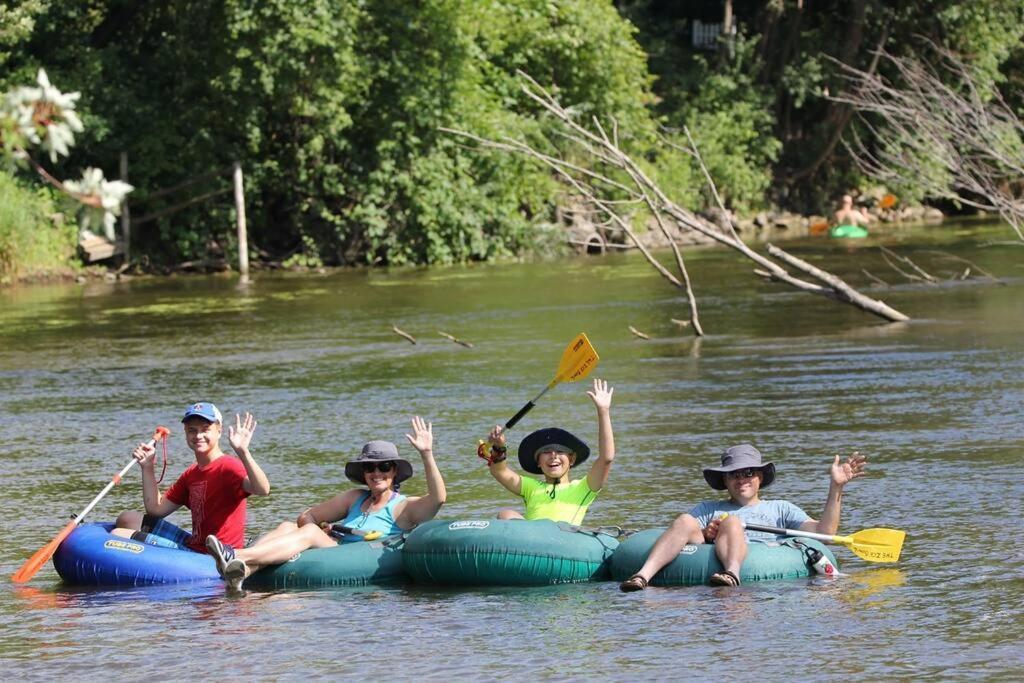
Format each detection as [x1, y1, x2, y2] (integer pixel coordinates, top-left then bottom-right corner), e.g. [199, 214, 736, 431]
[505, 401, 535, 430]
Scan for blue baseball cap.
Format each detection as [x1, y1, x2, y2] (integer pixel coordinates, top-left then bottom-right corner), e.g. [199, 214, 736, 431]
[181, 402, 223, 424]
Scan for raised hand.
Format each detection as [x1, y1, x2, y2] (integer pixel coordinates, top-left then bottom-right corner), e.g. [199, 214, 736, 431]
[488, 424, 506, 449]
[586, 378, 613, 411]
[405, 416, 433, 455]
[228, 412, 258, 454]
[830, 451, 867, 487]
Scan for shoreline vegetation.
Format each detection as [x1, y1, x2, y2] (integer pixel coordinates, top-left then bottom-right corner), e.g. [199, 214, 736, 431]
[2, 2, 1020, 286]
[2, 203, 953, 288]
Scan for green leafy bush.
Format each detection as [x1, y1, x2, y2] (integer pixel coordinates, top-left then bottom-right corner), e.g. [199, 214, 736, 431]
[0, 172, 76, 282]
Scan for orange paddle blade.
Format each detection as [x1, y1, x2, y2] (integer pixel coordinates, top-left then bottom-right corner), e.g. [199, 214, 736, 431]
[879, 194, 898, 209]
[810, 220, 830, 236]
[11, 520, 77, 583]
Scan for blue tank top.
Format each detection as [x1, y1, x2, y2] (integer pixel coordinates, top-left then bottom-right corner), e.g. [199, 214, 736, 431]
[335, 490, 407, 543]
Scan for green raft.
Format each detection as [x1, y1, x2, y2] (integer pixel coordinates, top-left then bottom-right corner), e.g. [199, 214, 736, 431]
[402, 519, 620, 586]
[610, 528, 838, 586]
[244, 537, 406, 589]
[829, 224, 869, 239]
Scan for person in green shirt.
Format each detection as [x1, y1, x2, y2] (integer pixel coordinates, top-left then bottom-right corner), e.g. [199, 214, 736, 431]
[479, 378, 615, 525]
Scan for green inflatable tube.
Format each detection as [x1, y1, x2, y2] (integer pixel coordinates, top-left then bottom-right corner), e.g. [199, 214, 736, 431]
[610, 528, 838, 586]
[829, 224, 869, 239]
[245, 537, 406, 589]
[403, 519, 620, 586]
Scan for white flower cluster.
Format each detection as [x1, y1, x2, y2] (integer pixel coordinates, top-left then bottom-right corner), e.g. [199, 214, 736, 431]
[63, 167, 135, 239]
[1, 68, 134, 240]
[2, 68, 84, 162]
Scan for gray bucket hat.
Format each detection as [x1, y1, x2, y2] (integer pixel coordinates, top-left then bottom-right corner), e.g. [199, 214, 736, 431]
[344, 440, 414, 486]
[702, 444, 775, 490]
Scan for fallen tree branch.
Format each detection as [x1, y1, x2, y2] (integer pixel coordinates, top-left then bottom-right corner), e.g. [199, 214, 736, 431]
[443, 72, 910, 326]
[392, 326, 417, 344]
[861, 269, 890, 287]
[766, 244, 910, 321]
[921, 250, 1005, 285]
[880, 246, 938, 284]
[438, 331, 474, 348]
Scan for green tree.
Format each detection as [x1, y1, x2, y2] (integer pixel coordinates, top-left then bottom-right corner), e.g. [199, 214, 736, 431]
[5, 0, 662, 267]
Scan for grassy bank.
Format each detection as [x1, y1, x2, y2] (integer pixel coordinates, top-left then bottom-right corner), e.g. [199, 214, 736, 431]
[0, 172, 78, 285]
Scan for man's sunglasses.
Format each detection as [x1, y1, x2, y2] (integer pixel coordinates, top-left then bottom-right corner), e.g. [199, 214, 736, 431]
[725, 468, 760, 479]
[361, 461, 395, 473]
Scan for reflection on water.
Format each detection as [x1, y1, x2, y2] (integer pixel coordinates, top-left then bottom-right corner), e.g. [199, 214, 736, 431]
[1, 221, 1023, 678]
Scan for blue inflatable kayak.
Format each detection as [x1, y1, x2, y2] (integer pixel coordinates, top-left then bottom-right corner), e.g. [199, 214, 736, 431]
[52, 522, 220, 586]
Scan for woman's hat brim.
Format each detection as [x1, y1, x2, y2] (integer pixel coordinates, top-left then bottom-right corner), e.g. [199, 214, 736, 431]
[344, 440, 413, 485]
[703, 463, 775, 490]
[517, 427, 590, 475]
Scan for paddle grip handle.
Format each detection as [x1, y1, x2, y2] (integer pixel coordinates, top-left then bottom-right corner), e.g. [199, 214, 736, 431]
[505, 402, 535, 430]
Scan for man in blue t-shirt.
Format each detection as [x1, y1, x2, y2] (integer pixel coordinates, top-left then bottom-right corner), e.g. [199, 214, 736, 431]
[619, 444, 867, 591]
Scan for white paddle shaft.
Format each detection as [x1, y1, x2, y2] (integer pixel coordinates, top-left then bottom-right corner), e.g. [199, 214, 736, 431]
[73, 436, 158, 524]
[743, 522, 846, 544]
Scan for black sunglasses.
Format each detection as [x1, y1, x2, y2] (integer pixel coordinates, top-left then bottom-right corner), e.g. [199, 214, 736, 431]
[361, 461, 395, 473]
[725, 468, 760, 479]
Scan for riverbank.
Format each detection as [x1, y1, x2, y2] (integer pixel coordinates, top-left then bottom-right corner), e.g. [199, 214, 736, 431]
[1, 203, 955, 288]
[568, 203, 947, 253]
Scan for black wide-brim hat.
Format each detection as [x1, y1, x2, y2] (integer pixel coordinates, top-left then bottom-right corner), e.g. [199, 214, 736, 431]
[702, 443, 775, 491]
[517, 427, 590, 475]
[344, 440, 414, 486]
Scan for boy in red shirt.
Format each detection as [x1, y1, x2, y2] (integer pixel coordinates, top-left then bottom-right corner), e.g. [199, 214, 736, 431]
[112, 402, 271, 553]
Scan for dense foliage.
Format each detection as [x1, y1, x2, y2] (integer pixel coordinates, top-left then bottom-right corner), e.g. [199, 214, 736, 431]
[1, 0, 1022, 273]
[0, 172, 75, 282]
[4, 0, 658, 268]
[619, 0, 1024, 212]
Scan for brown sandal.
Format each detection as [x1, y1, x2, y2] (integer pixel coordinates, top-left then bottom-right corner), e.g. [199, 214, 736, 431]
[619, 574, 649, 592]
[709, 570, 740, 587]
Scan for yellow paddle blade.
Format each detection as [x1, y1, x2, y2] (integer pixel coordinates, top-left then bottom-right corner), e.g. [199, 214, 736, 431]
[842, 527, 906, 563]
[554, 332, 599, 384]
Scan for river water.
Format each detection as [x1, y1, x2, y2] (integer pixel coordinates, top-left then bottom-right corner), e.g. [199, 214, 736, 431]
[1, 222, 1022, 680]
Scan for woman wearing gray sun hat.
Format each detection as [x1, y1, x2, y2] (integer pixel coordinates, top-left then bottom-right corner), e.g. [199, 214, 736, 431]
[206, 416, 447, 592]
[619, 444, 868, 592]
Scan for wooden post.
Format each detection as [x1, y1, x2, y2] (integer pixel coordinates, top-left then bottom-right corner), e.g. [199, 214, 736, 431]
[233, 162, 250, 283]
[721, 0, 735, 59]
[120, 152, 130, 261]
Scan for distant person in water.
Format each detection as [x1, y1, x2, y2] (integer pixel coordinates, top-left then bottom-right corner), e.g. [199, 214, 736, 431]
[834, 194, 873, 227]
[206, 416, 446, 592]
[619, 444, 867, 591]
[111, 403, 271, 555]
[479, 378, 615, 526]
